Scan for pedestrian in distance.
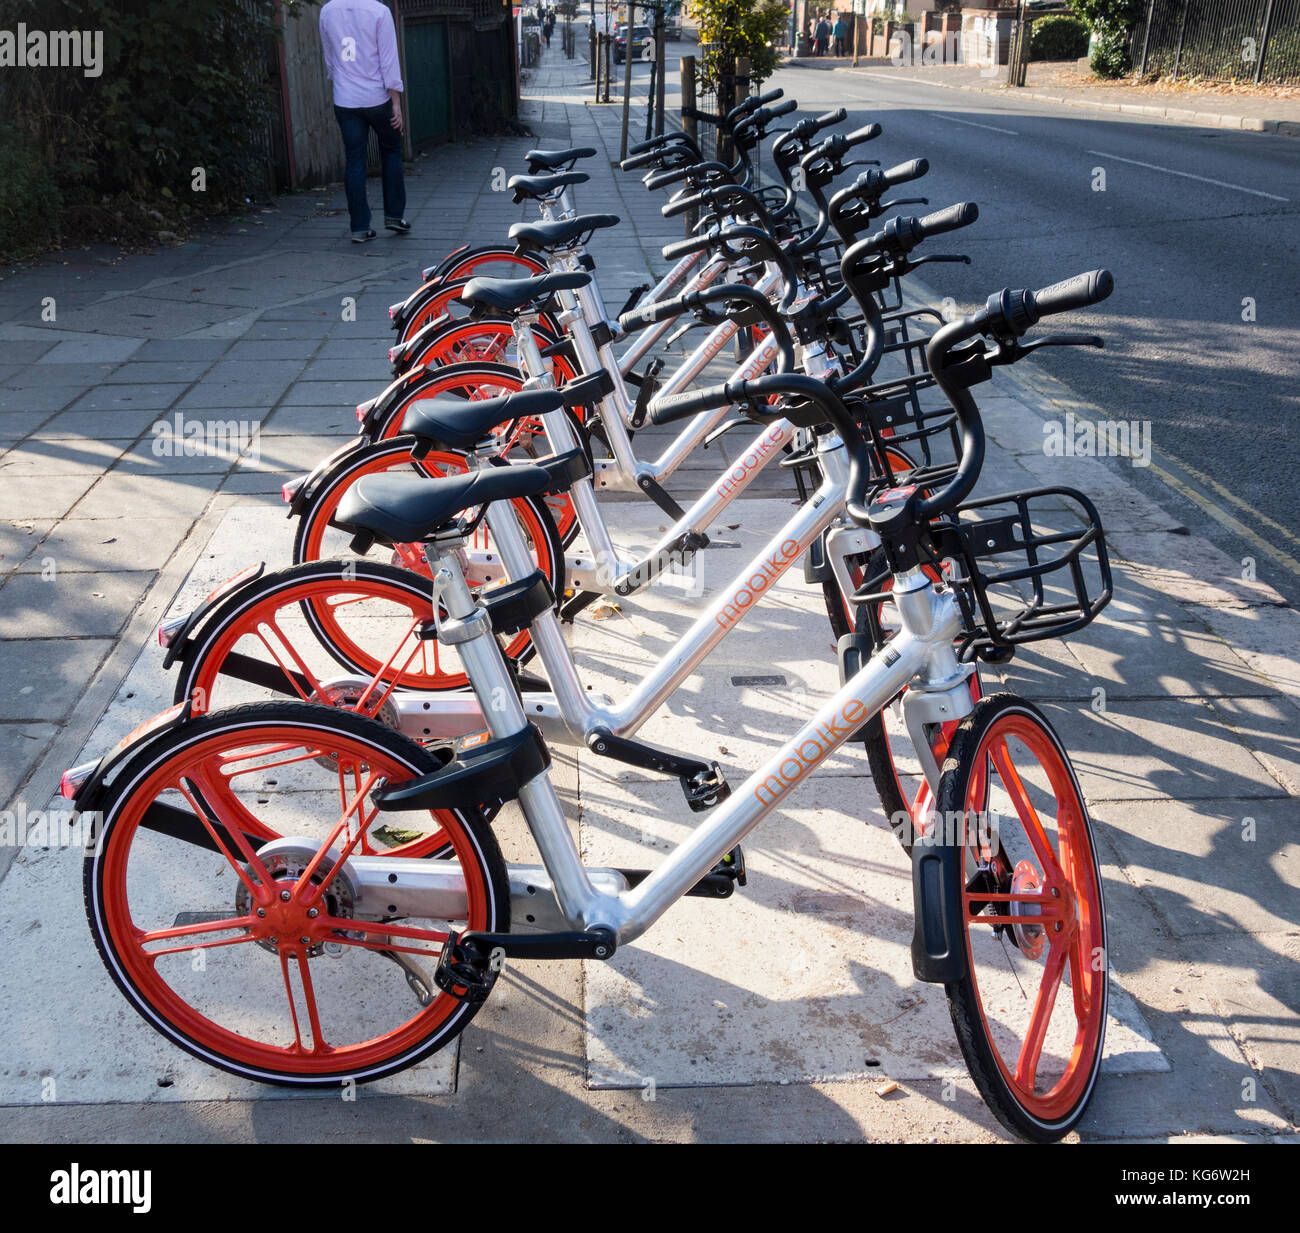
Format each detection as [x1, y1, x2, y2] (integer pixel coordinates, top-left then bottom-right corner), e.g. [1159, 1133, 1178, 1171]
[833, 13, 850, 56]
[814, 14, 831, 56]
[319, 0, 410, 243]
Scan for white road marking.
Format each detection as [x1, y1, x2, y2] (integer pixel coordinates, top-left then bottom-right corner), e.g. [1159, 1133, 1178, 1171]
[929, 111, 1019, 136]
[1087, 150, 1290, 201]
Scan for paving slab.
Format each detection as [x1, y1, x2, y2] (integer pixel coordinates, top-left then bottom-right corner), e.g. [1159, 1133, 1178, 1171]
[1089, 797, 1299, 940]
[1204, 695, 1300, 795]
[0, 519, 55, 573]
[0, 569, 157, 639]
[0, 722, 59, 808]
[1041, 698, 1290, 803]
[0, 437, 130, 478]
[36, 337, 144, 365]
[1063, 614, 1279, 700]
[16, 516, 195, 574]
[0, 638, 115, 722]
[0, 474, 97, 521]
[1110, 529, 1290, 610]
[67, 384, 188, 413]
[66, 469, 222, 523]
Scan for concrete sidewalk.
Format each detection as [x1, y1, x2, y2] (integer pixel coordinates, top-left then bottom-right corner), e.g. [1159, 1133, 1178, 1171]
[0, 46, 1296, 1142]
[787, 56, 1300, 136]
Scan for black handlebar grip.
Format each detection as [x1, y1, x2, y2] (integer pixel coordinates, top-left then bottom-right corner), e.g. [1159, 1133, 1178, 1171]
[845, 123, 883, 147]
[622, 149, 667, 172]
[648, 383, 732, 426]
[628, 135, 675, 157]
[769, 98, 798, 119]
[883, 157, 928, 187]
[916, 200, 979, 239]
[757, 88, 783, 107]
[817, 106, 848, 128]
[662, 234, 714, 262]
[661, 190, 706, 220]
[645, 165, 694, 192]
[1029, 269, 1115, 319]
[619, 292, 689, 333]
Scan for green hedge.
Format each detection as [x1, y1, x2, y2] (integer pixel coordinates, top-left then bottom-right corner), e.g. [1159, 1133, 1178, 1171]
[1030, 15, 1090, 62]
[0, 0, 292, 264]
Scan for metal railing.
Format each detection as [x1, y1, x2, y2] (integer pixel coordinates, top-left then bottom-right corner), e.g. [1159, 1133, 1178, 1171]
[1131, 0, 1300, 83]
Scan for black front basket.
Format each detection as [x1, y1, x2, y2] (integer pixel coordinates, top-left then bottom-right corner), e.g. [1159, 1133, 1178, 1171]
[945, 486, 1112, 654]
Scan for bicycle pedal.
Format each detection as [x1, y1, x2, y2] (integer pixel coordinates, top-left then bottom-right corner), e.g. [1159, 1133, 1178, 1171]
[682, 761, 731, 813]
[433, 931, 496, 1006]
[686, 845, 748, 898]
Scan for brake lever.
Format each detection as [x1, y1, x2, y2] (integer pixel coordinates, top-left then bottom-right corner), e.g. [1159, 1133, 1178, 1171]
[880, 196, 928, 211]
[913, 253, 971, 268]
[663, 320, 710, 347]
[841, 160, 881, 171]
[1020, 332, 1105, 352]
[985, 333, 1104, 369]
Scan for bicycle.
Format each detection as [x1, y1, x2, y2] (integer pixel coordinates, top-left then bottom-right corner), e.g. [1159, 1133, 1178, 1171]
[71, 268, 1115, 1141]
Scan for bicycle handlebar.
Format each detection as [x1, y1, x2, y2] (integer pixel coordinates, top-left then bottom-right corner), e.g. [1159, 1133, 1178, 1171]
[905, 269, 1115, 525]
[620, 283, 796, 373]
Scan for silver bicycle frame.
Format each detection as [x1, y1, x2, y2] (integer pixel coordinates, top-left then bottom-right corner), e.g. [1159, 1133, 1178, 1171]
[616, 248, 713, 374]
[484, 437, 860, 742]
[412, 535, 971, 946]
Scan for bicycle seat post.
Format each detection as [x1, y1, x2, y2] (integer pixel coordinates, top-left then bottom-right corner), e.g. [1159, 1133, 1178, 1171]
[510, 306, 626, 584]
[423, 538, 530, 744]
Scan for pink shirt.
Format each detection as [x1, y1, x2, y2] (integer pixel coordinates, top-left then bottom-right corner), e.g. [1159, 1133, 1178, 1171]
[320, 0, 404, 110]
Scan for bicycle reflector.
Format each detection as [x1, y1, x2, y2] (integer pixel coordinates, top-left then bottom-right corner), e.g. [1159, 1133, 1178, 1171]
[60, 760, 97, 801]
[281, 475, 308, 505]
[356, 397, 377, 422]
[157, 615, 188, 648]
[388, 302, 404, 320]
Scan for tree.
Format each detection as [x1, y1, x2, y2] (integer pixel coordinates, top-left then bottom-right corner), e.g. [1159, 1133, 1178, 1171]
[1070, 0, 1145, 78]
[693, 0, 789, 94]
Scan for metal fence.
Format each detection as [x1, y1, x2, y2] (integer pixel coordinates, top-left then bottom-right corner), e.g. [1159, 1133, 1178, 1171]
[1131, 0, 1300, 82]
[683, 43, 750, 162]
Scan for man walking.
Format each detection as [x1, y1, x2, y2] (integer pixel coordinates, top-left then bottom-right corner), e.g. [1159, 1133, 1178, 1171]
[320, 0, 410, 242]
[813, 13, 831, 55]
[833, 12, 849, 56]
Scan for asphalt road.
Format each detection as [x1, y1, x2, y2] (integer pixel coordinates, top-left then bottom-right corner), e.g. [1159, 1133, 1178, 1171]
[646, 51, 1300, 606]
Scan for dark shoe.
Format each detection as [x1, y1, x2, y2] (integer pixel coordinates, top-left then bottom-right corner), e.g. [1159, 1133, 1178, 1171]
[384, 217, 411, 234]
[351, 229, 377, 243]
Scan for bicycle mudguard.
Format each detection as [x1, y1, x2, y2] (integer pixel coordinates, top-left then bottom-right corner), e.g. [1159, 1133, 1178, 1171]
[421, 242, 473, 284]
[356, 367, 434, 437]
[910, 838, 967, 984]
[283, 437, 371, 518]
[61, 702, 191, 814]
[159, 563, 267, 670]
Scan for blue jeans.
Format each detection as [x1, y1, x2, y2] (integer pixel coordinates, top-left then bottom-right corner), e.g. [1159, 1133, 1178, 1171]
[334, 101, 406, 233]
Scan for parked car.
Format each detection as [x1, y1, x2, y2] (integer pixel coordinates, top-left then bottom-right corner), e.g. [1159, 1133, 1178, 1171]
[614, 24, 652, 63]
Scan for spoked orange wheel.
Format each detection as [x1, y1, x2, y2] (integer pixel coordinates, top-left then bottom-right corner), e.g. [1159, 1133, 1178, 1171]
[935, 692, 1107, 1141]
[173, 562, 462, 717]
[292, 436, 567, 580]
[233, 521, 558, 701]
[84, 703, 510, 1085]
[367, 363, 579, 544]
